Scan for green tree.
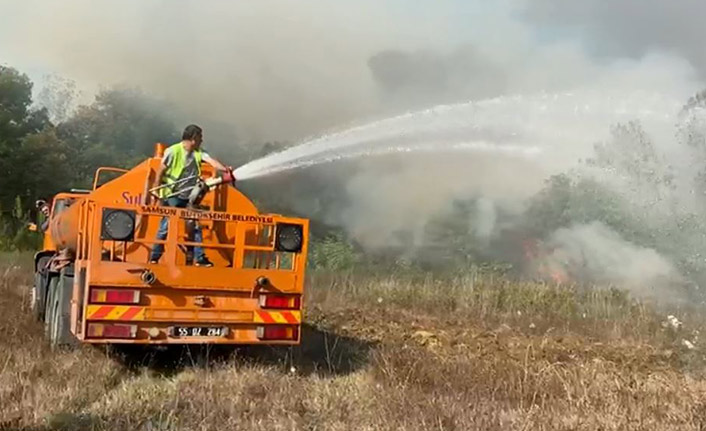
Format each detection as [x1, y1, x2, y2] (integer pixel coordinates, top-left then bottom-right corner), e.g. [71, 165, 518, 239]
[311, 232, 360, 270]
[523, 174, 649, 244]
[0, 66, 49, 139]
[57, 88, 179, 186]
[677, 89, 706, 207]
[36, 73, 79, 124]
[419, 199, 477, 269]
[587, 121, 676, 212]
[0, 66, 53, 219]
[13, 129, 73, 201]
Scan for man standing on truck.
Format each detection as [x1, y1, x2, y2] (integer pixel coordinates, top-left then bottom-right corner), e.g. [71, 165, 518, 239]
[149, 124, 230, 267]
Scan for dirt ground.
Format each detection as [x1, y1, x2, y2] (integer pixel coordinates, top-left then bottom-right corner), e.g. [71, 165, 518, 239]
[2, 254, 706, 430]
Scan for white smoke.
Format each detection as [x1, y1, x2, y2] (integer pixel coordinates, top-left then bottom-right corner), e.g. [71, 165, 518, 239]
[0, 1, 702, 143]
[544, 222, 682, 302]
[2, 0, 706, 297]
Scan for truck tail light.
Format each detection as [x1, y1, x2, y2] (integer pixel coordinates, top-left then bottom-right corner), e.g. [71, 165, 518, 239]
[259, 294, 300, 309]
[256, 325, 299, 341]
[87, 323, 137, 339]
[90, 289, 140, 304]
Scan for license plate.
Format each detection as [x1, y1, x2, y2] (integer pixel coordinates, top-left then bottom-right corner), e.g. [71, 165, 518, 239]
[169, 326, 228, 338]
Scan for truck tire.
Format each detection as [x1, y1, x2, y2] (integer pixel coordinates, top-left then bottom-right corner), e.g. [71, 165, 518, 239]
[32, 256, 51, 321]
[48, 270, 78, 349]
[44, 275, 58, 339]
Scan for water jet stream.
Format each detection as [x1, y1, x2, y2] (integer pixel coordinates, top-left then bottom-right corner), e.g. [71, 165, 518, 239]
[233, 91, 681, 181]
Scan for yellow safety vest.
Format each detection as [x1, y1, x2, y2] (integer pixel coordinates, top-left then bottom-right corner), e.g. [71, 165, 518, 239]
[160, 142, 203, 198]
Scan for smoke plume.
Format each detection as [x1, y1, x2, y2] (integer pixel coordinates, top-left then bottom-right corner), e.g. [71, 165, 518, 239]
[1, 1, 702, 141]
[544, 222, 682, 302]
[3, 0, 706, 297]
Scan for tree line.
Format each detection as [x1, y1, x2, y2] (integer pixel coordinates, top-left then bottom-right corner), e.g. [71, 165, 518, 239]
[6, 62, 706, 293]
[0, 65, 183, 250]
[0, 64, 344, 252]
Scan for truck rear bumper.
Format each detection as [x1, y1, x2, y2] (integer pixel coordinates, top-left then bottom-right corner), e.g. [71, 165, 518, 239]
[79, 321, 301, 345]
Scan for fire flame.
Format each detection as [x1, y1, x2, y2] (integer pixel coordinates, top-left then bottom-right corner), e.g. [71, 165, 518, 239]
[522, 237, 569, 284]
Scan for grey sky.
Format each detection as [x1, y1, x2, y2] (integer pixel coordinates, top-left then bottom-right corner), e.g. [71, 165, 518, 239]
[523, 0, 706, 74]
[0, 0, 702, 141]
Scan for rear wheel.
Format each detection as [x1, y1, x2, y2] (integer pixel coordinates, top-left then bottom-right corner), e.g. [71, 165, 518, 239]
[47, 268, 78, 349]
[43, 275, 58, 338]
[32, 256, 51, 321]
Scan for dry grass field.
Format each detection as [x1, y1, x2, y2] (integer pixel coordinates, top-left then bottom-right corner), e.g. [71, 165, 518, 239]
[2, 252, 706, 430]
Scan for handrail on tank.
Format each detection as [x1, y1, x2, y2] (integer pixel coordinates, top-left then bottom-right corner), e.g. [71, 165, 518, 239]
[92, 167, 130, 191]
[93, 207, 298, 271]
[154, 142, 166, 158]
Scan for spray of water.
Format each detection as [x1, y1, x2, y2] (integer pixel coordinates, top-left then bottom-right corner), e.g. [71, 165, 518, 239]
[233, 91, 681, 181]
[230, 88, 706, 302]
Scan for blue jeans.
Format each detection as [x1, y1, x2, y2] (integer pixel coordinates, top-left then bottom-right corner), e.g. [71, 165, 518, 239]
[150, 197, 205, 262]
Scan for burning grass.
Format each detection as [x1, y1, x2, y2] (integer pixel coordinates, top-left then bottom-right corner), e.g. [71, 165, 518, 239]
[1, 253, 706, 430]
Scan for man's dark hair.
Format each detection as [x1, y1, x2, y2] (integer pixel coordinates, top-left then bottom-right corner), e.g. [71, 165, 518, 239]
[182, 124, 203, 141]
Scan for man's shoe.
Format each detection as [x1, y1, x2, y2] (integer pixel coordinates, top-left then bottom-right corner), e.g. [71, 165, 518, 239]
[194, 257, 214, 267]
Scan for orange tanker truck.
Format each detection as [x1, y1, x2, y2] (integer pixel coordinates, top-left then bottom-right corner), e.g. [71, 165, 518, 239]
[31, 143, 309, 349]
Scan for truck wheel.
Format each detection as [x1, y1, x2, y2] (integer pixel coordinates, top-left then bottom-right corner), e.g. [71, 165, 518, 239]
[48, 270, 78, 349]
[32, 256, 51, 321]
[44, 275, 58, 339]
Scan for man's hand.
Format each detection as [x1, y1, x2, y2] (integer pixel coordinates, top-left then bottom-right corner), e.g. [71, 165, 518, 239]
[223, 166, 236, 185]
